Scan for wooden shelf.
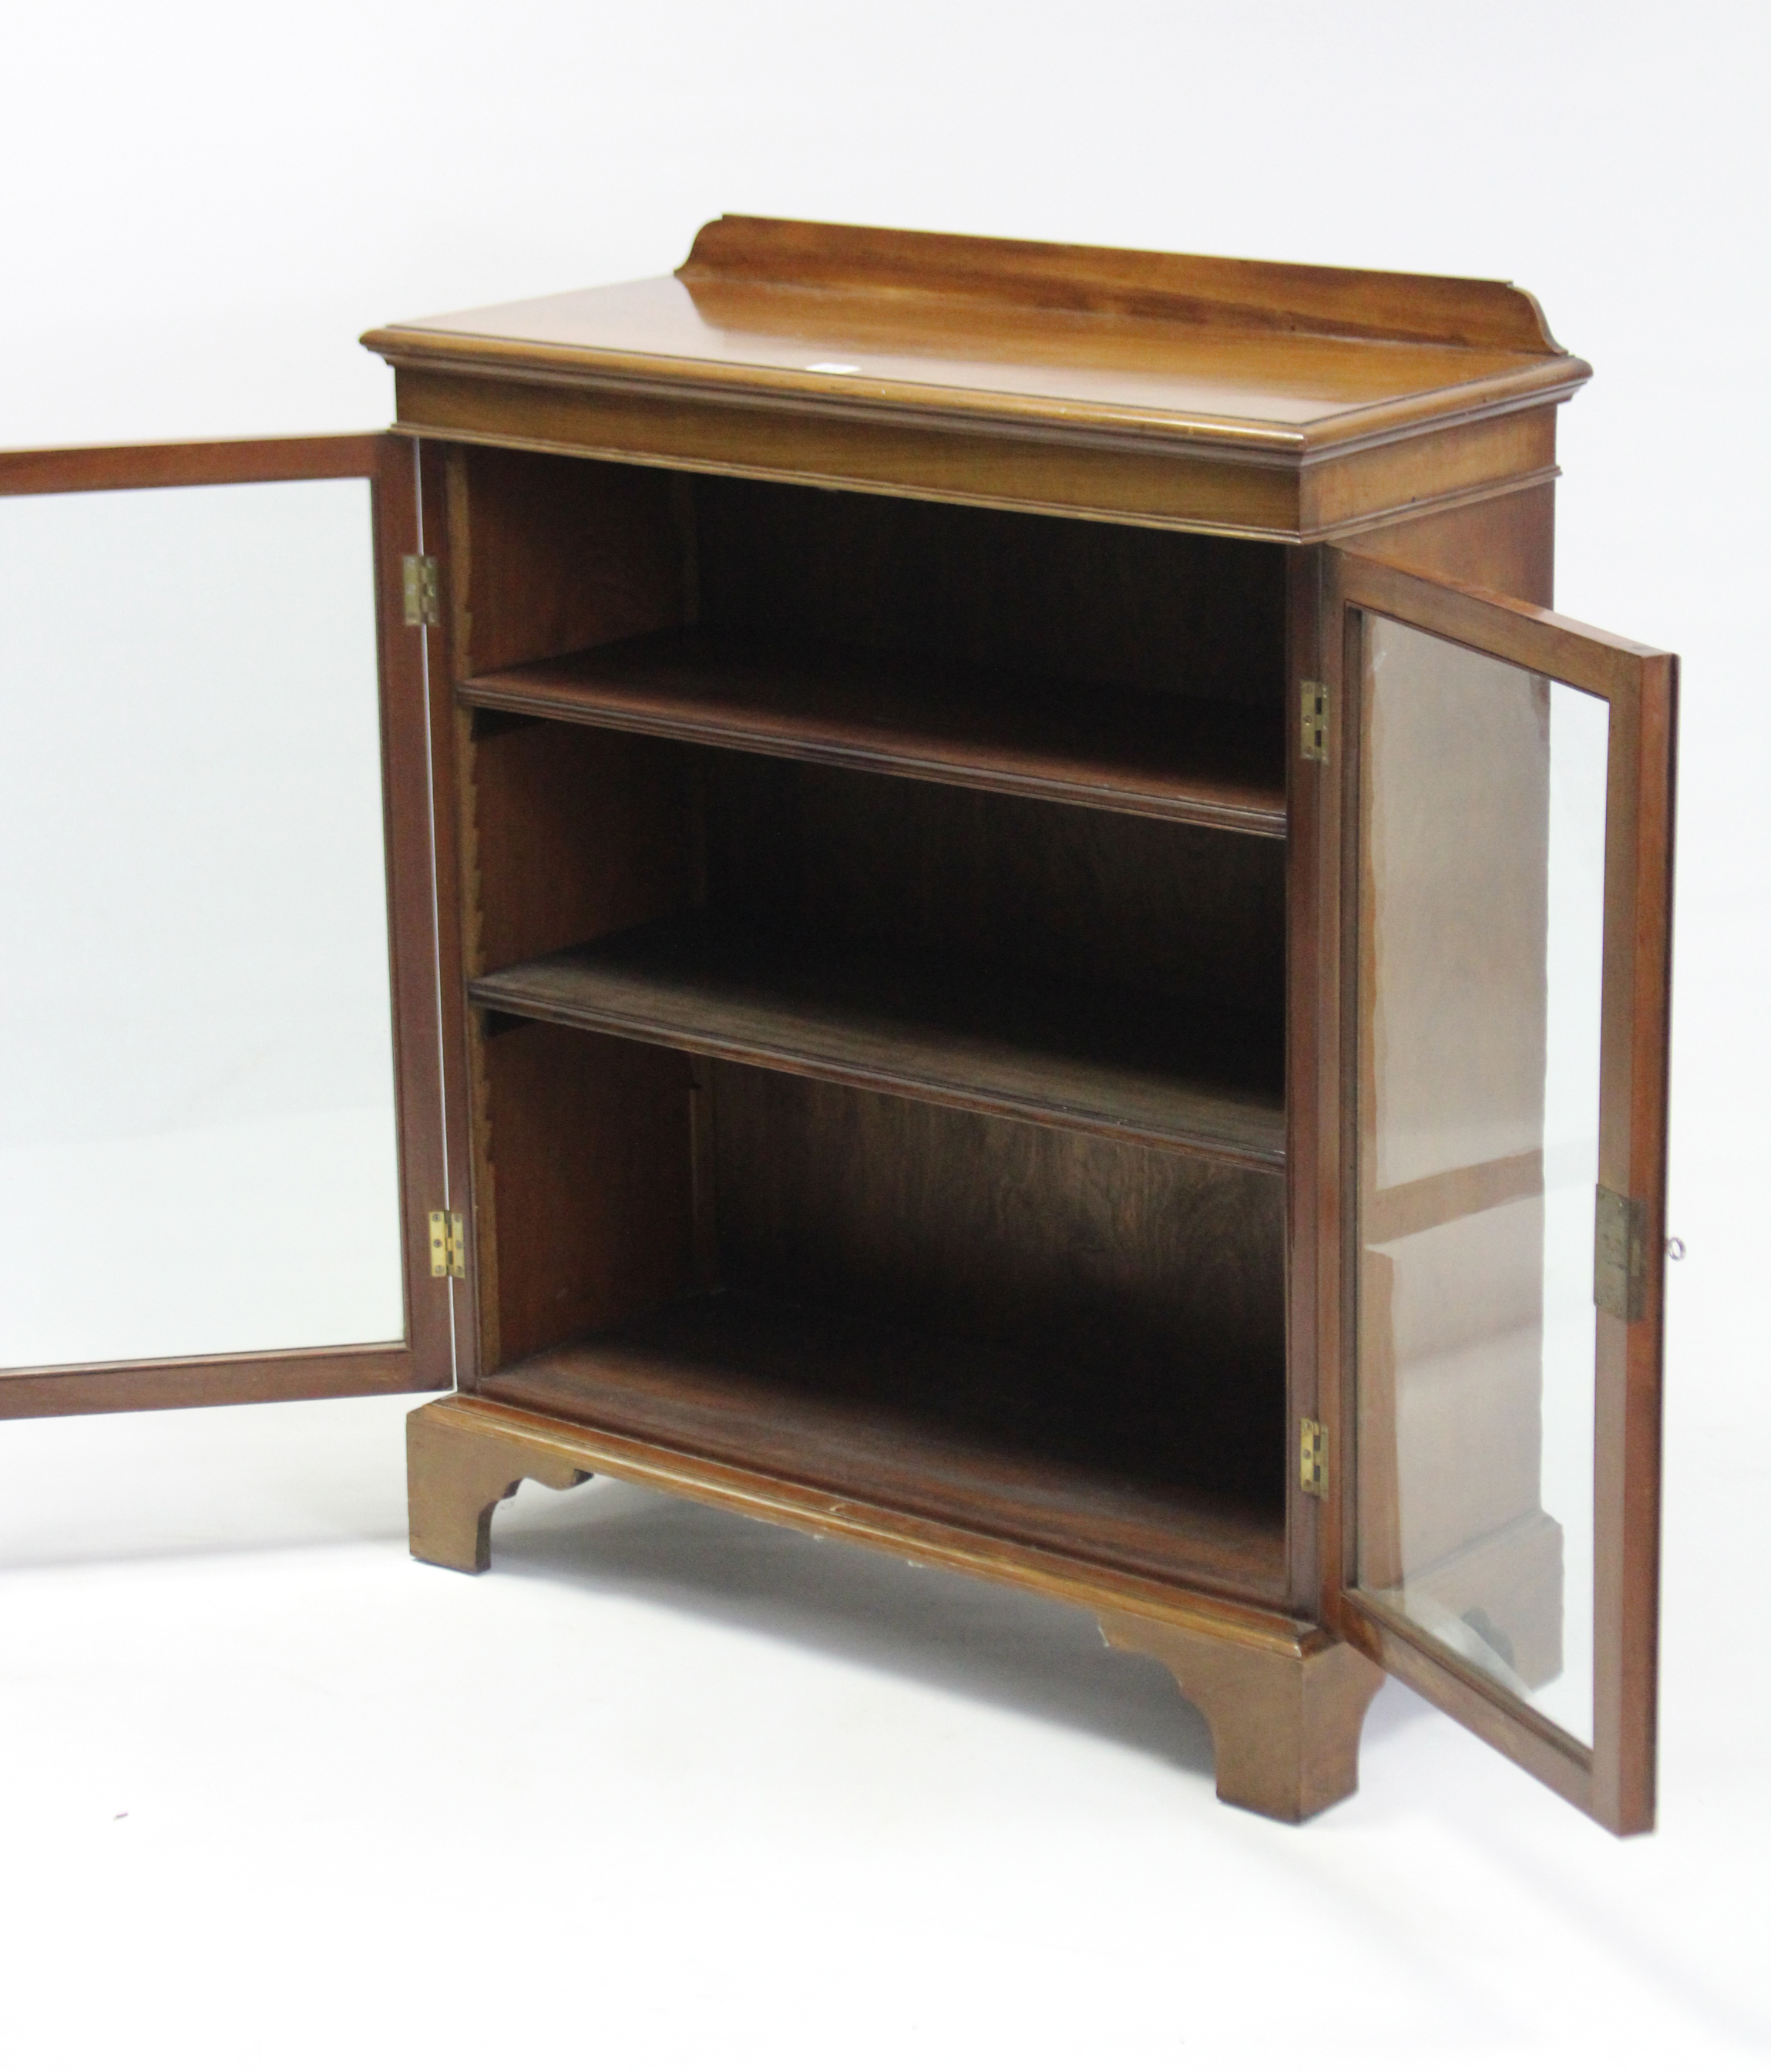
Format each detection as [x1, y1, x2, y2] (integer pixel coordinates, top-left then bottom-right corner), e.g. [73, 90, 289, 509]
[482, 1290, 1289, 1603]
[460, 627, 1287, 837]
[469, 915, 1285, 1169]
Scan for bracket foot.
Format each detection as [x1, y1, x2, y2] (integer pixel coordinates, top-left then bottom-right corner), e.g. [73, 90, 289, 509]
[1101, 1609, 1383, 1822]
[407, 1397, 590, 1573]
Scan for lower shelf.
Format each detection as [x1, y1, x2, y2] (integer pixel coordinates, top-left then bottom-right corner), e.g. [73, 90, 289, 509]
[481, 1291, 1289, 1604]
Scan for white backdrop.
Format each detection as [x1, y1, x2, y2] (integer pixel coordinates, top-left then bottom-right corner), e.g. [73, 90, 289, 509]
[2, 3, 1766, 2067]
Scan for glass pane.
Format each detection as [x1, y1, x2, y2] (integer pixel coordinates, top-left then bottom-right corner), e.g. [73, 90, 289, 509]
[0, 476, 404, 1367]
[1356, 612, 1608, 1746]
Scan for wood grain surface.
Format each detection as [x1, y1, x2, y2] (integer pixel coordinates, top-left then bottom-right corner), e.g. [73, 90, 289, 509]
[444, 442, 686, 679]
[480, 1289, 1288, 1603]
[0, 434, 386, 498]
[712, 1070, 1285, 1502]
[408, 1391, 1319, 1644]
[365, 218, 1588, 537]
[1101, 1608, 1385, 1821]
[691, 473, 1285, 705]
[462, 627, 1285, 836]
[365, 218, 1586, 458]
[469, 914, 1285, 1169]
[678, 217, 1568, 352]
[472, 1020, 694, 1372]
[706, 755, 1287, 1022]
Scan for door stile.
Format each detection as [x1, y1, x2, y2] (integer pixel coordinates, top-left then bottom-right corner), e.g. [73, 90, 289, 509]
[1283, 543, 1328, 1616]
[1319, 559, 1358, 1642]
[370, 433, 455, 1395]
[412, 436, 481, 1385]
[1591, 648, 1675, 1832]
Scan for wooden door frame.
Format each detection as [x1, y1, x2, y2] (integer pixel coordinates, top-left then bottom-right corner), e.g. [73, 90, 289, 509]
[1321, 548, 1675, 1834]
[0, 434, 456, 1415]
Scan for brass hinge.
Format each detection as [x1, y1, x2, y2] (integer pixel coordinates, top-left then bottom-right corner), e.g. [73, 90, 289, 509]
[1595, 1186, 1647, 1321]
[402, 553, 440, 627]
[1299, 681, 1329, 764]
[428, 1209, 466, 1280]
[1299, 1418, 1326, 1498]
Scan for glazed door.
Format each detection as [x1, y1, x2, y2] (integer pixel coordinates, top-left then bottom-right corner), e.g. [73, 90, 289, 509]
[1321, 550, 1675, 1834]
[0, 436, 459, 1414]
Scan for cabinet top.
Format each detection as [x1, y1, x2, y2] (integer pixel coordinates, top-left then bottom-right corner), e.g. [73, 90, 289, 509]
[364, 217, 1591, 540]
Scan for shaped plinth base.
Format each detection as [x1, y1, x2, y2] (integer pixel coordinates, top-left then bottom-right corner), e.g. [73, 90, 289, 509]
[1101, 1608, 1384, 1822]
[407, 1396, 590, 1573]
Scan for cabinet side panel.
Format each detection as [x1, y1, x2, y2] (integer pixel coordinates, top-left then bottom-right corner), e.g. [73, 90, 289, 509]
[451, 446, 688, 678]
[479, 1022, 695, 1368]
[469, 721, 697, 974]
[460, 722, 697, 1371]
[446, 447, 699, 1372]
[1346, 482, 1555, 607]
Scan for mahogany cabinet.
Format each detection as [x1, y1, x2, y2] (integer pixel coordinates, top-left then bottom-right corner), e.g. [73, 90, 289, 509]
[0, 218, 1675, 1832]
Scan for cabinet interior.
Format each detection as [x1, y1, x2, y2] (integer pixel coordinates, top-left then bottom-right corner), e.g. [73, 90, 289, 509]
[448, 446, 1292, 1603]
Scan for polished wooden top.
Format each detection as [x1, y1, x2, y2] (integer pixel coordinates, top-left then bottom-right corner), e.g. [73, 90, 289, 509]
[365, 216, 1588, 461]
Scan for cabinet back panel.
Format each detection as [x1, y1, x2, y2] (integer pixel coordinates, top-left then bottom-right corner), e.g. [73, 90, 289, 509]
[714, 1065, 1286, 1502]
[693, 474, 1286, 712]
[466, 724, 1285, 1026]
[450, 450, 1286, 723]
[706, 756, 1286, 1021]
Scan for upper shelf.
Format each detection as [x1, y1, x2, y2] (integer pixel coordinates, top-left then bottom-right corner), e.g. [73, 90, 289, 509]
[460, 627, 1286, 838]
[364, 217, 1590, 540]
